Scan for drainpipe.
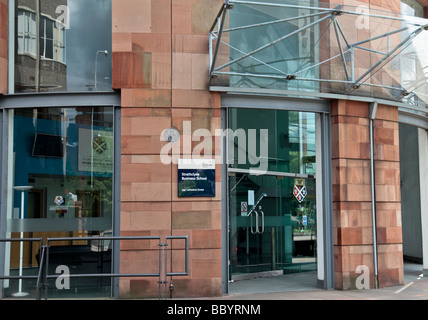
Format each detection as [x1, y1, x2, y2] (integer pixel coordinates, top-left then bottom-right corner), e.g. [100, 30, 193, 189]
[370, 102, 379, 289]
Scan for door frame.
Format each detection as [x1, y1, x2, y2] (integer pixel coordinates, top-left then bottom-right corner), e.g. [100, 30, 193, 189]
[220, 94, 334, 294]
[228, 168, 317, 281]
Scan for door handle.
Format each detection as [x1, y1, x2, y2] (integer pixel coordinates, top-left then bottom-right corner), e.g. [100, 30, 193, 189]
[258, 209, 264, 234]
[250, 208, 264, 234]
[250, 211, 258, 234]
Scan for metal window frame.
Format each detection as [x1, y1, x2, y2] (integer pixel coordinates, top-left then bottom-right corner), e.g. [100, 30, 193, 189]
[221, 94, 335, 292]
[0, 92, 121, 109]
[211, 86, 428, 119]
[0, 92, 121, 299]
[228, 0, 428, 25]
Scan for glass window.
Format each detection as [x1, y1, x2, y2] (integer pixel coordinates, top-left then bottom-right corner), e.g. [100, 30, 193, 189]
[229, 173, 317, 277]
[228, 108, 316, 175]
[401, 0, 425, 18]
[210, 1, 428, 108]
[17, 10, 37, 56]
[227, 108, 318, 280]
[40, 17, 55, 60]
[399, 123, 422, 261]
[228, 1, 319, 92]
[14, 0, 112, 93]
[3, 106, 114, 298]
[399, 0, 426, 106]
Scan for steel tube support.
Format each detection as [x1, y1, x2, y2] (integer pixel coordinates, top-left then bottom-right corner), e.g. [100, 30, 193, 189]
[370, 102, 379, 289]
[209, 1, 229, 76]
[332, 17, 351, 81]
[214, 12, 336, 72]
[351, 26, 425, 90]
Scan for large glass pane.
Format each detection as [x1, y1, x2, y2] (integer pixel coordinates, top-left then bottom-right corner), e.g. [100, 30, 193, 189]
[228, 108, 317, 281]
[3, 106, 114, 298]
[228, 108, 316, 175]
[227, 0, 321, 92]
[229, 173, 317, 278]
[15, 0, 112, 93]
[210, 0, 428, 112]
[399, 123, 423, 263]
[401, 0, 424, 18]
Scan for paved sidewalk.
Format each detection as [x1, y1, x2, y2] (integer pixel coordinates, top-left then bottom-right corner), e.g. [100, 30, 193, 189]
[209, 279, 428, 300]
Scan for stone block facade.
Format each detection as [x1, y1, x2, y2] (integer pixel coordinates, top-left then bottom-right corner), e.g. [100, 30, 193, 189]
[0, 0, 7, 94]
[112, 0, 224, 298]
[111, 0, 409, 298]
[332, 100, 403, 290]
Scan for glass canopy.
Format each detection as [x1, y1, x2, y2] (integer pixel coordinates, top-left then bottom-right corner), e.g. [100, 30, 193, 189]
[209, 0, 428, 117]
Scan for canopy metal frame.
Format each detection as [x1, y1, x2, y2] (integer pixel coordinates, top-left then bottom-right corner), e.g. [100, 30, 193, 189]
[209, 0, 428, 117]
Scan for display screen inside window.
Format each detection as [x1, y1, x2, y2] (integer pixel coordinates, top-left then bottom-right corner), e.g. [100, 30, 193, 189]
[14, 0, 112, 93]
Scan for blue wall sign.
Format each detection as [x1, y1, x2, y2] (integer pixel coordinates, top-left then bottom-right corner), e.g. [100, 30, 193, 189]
[178, 159, 215, 197]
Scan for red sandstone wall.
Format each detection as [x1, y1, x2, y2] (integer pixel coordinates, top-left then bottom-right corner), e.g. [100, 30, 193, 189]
[111, 0, 419, 296]
[0, 0, 7, 94]
[373, 104, 403, 287]
[331, 100, 403, 289]
[327, 0, 418, 291]
[112, 0, 224, 298]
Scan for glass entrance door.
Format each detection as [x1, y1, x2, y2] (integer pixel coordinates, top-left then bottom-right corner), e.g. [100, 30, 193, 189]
[229, 172, 316, 279]
[227, 107, 318, 281]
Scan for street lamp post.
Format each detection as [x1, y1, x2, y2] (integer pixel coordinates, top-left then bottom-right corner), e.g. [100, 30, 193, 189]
[95, 50, 108, 91]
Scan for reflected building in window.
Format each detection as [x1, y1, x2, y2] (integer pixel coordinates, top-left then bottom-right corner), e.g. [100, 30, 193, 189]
[15, 0, 67, 92]
[14, 0, 112, 93]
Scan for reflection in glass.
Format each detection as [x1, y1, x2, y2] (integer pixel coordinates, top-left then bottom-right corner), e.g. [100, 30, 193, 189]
[399, 1, 428, 107]
[4, 107, 114, 298]
[228, 108, 316, 175]
[14, 0, 112, 93]
[228, 173, 317, 277]
[228, 1, 320, 92]
[228, 108, 317, 279]
[210, 0, 428, 110]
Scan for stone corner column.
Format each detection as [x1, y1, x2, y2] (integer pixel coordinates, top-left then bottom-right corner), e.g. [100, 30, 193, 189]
[331, 99, 374, 290]
[331, 100, 404, 290]
[373, 104, 403, 288]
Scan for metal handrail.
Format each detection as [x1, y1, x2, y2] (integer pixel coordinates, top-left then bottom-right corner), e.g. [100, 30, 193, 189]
[0, 238, 43, 299]
[35, 245, 46, 300]
[46, 236, 163, 277]
[43, 236, 164, 300]
[161, 236, 189, 298]
[165, 236, 189, 276]
[0, 235, 189, 300]
[0, 238, 43, 282]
